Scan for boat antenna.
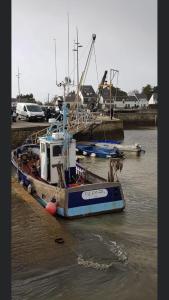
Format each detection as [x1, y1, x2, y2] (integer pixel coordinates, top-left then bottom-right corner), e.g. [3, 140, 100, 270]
[53, 38, 58, 85]
[73, 39, 75, 85]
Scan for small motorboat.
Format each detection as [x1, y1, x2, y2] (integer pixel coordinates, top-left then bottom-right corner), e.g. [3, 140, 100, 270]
[94, 142, 144, 154]
[76, 144, 124, 158]
[91, 139, 122, 144]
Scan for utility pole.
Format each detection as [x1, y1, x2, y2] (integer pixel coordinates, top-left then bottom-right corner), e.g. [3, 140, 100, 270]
[16, 67, 21, 102]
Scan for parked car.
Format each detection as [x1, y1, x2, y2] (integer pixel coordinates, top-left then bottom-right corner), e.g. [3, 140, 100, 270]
[16, 103, 45, 121]
[41, 106, 61, 121]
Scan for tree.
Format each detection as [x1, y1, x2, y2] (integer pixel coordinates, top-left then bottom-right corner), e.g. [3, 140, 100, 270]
[142, 84, 153, 100]
[36, 100, 43, 105]
[111, 86, 127, 97]
[17, 93, 36, 103]
[153, 86, 158, 93]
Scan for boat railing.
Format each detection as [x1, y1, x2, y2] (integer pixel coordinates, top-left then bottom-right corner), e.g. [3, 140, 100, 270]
[76, 163, 86, 176]
[76, 163, 107, 184]
[68, 110, 97, 134]
[23, 110, 100, 144]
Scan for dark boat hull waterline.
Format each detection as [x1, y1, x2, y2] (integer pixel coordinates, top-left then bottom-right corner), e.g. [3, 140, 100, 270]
[11, 144, 125, 218]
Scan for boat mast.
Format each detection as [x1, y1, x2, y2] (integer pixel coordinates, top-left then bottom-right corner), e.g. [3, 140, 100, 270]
[74, 28, 82, 112]
[67, 13, 70, 94]
[53, 38, 57, 85]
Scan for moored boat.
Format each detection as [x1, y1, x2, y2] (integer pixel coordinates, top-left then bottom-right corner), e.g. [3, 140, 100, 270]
[11, 105, 125, 218]
[76, 144, 124, 158]
[94, 142, 144, 154]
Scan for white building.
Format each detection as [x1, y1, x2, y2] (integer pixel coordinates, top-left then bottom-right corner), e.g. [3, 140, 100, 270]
[135, 93, 149, 108]
[149, 93, 158, 106]
[124, 95, 138, 109]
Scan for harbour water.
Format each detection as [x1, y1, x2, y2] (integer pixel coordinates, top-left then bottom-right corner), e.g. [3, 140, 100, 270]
[12, 128, 157, 300]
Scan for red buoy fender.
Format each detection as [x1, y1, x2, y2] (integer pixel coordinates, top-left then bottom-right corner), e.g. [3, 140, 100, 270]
[45, 202, 57, 215]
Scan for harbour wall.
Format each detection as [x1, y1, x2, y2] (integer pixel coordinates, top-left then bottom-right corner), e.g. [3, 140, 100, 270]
[11, 111, 157, 148]
[74, 119, 124, 141]
[11, 119, 124, 148]
[114, 110, 157, 128]
[12, 126, 48, 149]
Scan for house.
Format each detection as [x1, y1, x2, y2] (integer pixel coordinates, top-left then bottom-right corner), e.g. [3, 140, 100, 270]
[79, 85, 97, 109]
[135, 93, 148, 108]
[113, 96, 125, 109]
[65, 91, 76, 108]
[148, 92, 158, 108]
[124, 95, 139, 109]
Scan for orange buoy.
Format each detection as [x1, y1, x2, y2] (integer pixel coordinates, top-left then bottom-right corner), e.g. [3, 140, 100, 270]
[45, 201, 57, 215]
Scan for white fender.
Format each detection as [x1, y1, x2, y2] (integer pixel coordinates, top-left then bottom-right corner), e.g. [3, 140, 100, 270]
[27, 184, 32, 194]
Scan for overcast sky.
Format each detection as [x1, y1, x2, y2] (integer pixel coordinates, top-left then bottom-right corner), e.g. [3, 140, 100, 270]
[12, 0, 157, 102]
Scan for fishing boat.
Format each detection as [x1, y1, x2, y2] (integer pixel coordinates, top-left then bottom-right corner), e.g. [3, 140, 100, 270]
[11, 103, 125, 218]
[76, 144, 124, 158]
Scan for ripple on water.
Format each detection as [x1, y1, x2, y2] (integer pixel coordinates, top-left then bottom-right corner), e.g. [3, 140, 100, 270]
[77, 233, 128, 271]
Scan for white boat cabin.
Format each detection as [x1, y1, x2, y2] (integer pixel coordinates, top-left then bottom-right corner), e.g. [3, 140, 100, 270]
[39, 133, 76, 185]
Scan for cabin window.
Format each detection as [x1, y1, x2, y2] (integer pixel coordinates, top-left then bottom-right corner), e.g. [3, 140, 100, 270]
[41, 143, 45, 153]
[53, 145, 62, 156]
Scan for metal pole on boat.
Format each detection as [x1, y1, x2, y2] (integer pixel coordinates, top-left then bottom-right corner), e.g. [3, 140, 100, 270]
[67, 13, 70, 94]
[74, 28, 83, 118]
[76, 27, 79, 111]
[109, 69, 112, 119]
[53, 38, 57, 85]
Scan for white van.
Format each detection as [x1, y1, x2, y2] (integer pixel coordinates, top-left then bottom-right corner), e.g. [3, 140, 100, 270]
[16, 103, 45, 121]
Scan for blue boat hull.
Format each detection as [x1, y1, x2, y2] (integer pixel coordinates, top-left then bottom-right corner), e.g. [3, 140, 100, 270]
[76, 144, 123, 158]
[11, 145, 125, 218]
[13, 167, 125, 218]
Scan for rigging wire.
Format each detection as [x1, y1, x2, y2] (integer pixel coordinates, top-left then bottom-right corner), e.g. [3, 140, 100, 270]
[114, 71, 119, 101]
[93, 44, 99, 85]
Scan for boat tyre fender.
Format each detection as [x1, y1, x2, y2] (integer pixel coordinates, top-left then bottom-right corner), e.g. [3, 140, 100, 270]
[55, 237, 64, 244]
[27, 184, 32, 194]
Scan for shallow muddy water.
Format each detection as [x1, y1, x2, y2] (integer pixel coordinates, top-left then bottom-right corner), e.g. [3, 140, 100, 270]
[12, 128, 157, 300]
